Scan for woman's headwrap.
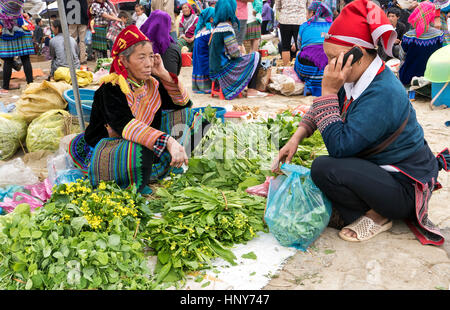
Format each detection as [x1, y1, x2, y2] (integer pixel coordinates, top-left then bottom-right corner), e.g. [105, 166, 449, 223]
[307, 0, 333, 24]
[0, 0, 24, 30]
[324, 0, 397, 57]
[195, 7, 215, 35]
[213, 0, 239, 30]
[140, 10, 174, 55]
[408, 1, 437, 38]
[100, 25, 150, 94]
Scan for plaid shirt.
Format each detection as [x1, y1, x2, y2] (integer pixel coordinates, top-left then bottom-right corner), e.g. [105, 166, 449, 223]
[106, 21, 124, 42]
[90, 2, 113, 26]
[153, 134, 170, 158]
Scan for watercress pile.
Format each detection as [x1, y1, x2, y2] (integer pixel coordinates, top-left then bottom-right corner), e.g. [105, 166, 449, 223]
[0, 180, 156, 290]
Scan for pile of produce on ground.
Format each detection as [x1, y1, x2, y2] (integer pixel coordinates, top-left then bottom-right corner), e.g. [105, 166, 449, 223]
[0, 107, 328, 289]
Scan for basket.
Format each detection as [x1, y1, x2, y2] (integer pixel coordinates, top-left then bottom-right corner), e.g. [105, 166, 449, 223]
[63, 89, 95, 123]
[192, 106, 227, 123]
[182, 52, 193, 67]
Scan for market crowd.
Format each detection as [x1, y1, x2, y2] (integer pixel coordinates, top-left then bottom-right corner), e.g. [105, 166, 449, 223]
[1, 0, 449, 247]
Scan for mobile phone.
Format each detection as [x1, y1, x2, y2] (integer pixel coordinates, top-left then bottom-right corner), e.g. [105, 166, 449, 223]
[342, 46, 363, 68]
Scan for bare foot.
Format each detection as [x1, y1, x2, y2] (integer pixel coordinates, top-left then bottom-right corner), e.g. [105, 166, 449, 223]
[340, 210, 389, 239]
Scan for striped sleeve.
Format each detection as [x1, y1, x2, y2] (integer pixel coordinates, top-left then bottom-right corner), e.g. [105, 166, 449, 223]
[122, 118, 165, 150]
[312, 94, 342, 133]
[298, 107, 317, 138]
[160, 72, 190, 106]
[224, 33, 241, 58]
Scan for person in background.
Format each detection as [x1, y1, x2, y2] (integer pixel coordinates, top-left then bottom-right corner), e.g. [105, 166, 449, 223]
[261, 0, 273, 35]
[378, 6, 407, 61]
[192, 7, 215, 93]
[293, 0, 333, 96]
[177, 2, 198, 52]
[151, 0, 177, 41]
[140, 0, 151, 15]
[206, 0, 218, 7]
[107, 11, 129, 45]
[275, 0, 308, 65]
[49, 19, 80, 79]
[209, 0, 268, 98]
[132, 4, 148, 29]
[64, 0, 89, 65]
[234, 0, 254, 54]
[399, 1, 444, 85]
[440, 4, 450, 45]
[33, 18, 44, 54]
[0, 0, 35, 94]
[90, 0, 122, 58]
[387, 6, 407, 43]
[244, 0, 262, 53]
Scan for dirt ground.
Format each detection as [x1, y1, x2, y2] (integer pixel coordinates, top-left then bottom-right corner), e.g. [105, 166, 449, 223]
[1, 57, 450, 290]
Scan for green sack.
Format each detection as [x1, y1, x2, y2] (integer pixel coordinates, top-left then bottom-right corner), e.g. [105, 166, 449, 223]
[25, 109, 78, 153]
[0, 113, 27, 160]
[425, 45, 450, 83]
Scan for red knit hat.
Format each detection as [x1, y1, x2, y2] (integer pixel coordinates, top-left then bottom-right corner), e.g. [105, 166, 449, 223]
[110, 24, 150, 80]
[100, 25, 150, 94]
[324, 0, 397, 57]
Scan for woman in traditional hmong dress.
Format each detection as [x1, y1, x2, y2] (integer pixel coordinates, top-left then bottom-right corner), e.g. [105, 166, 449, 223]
[209, 0, 268, 99]
[68, 25, 196, 194]
[0, 0, 34, 94]
[244, 0, 262, 53]
[293, 1, 333, 96]
[273, 0, 450, 245]
[399, 1, 444, 85]
[177, 3, 199, 52]
[90, 0, 122, 58]
[192, 7, 215, 94]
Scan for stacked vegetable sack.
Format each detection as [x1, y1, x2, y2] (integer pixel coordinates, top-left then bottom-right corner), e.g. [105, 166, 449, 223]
[0, 107, 327, 290]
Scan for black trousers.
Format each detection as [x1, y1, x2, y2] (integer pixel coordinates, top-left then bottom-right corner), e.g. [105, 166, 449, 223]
[310, 156, 416, 225]
[2, 55, 33, 89]
[247, 54, 262, 89]
[279, 23, 300, 52]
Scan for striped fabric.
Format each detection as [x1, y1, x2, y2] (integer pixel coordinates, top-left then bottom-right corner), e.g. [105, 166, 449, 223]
[92, 26, 108, 51]
[87, 137, 154, 193]
[245, 21, 261, 41]
[210, 28, 260, 100]
[312, 94, 341, 133]
[68, 133, 94, 174]
[224, 33, 240, 58]
[294, 59, 324, 97]
[298, 108, 317, 138]
[122, 77, 190, 150]
[122, 118, 165, 150]
[0, 31, 34, 58]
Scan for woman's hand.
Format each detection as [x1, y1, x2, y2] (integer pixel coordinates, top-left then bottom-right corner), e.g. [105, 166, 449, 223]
[321, 51, 354, 96]
[166, 136, 189, 168]
[151, 53, 172, 82]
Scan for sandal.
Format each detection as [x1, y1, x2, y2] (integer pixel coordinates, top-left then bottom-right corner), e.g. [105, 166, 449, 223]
[247, 90, 270, 98]
[338, 216, 392, 242]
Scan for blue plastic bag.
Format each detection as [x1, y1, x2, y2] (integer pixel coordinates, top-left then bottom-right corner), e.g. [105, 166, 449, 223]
[264, 163, 332, 251]
[54, 169, 86, 185]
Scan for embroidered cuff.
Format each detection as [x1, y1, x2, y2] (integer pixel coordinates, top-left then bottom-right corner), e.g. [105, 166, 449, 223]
[153, 134, 170, 158]
[298, 108, 317, 138]
[312, 95, 341, 133]
[160, 72, 190, 106]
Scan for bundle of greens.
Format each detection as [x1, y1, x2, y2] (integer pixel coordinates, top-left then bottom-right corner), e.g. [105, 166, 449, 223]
[94, 58, 113, 73]
[143, 186, 268, 285]
[0, 180, 156, 290]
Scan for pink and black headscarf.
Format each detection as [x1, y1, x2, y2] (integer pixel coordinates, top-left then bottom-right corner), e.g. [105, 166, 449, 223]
[408, 1, 437, 38]
[307, 0, 333, 24]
